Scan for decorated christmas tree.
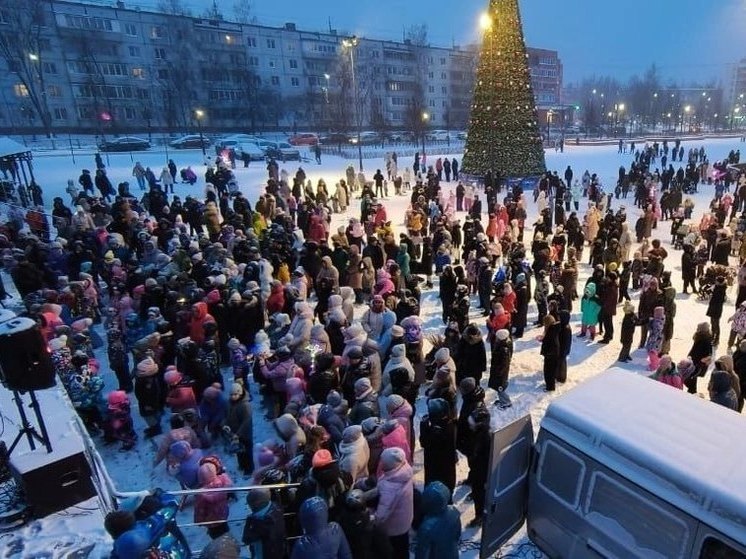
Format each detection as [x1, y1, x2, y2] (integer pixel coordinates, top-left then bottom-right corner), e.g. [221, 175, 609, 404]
[462, 0, 546, 177]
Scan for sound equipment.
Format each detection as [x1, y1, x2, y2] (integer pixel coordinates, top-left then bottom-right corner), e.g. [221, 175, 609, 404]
[0, 386, 96, 518]
[0, 318, 55, 392]
[10, 450, 96, 518]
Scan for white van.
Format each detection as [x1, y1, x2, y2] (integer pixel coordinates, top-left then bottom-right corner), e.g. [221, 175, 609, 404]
[482, 369, 746, 559]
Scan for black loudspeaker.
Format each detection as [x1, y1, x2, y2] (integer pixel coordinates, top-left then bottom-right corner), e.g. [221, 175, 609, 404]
[0, 318, 55, 392]
[11, 450, 97, 518]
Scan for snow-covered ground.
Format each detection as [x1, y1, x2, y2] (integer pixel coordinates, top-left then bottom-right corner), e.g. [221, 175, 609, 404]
[4, 137, 745, 557]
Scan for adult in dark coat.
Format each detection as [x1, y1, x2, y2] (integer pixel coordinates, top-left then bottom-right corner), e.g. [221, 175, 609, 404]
[455, 378, 485, 486]
[419, 398, 457, 495]
[681, 244, 698, 294]
[415, 481, 461, 559]
[225, 382, 254, 474]
[466, 405, 491, 528]
[599, 274, 619, 343]
[687, 323, 714, 394]
[711, 233, 731, 266]
[454, 324, 486, 385]
[488, 330, 513, 393]
[556, 310, 572, 383]
[338, 491, 393, 559]
[540, 315, 560, 392]
[707, 277, 727, 346]
[512, 274, 529, 338]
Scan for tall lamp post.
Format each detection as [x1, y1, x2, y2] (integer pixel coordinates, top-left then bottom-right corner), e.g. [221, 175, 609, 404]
[194, 109, 206, 158]
[342, 36, 363, 171]
[683, 105, 691, 133]
[421, 111, 429, 161]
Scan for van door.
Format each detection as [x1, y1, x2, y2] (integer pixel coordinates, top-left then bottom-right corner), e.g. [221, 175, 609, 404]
[480, 414, 535, 559]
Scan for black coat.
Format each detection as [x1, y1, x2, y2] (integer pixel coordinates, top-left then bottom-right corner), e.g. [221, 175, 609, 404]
[620, 313, 638, 345]
[513, 285, 529, 329]
[242, 502, 287, 559]
[419, 415, 457, 494]
[456, 389, 485, 456]
[712, 239, 731, 266]
[134, 373, 164, 417]
[455, 334, 487, 384]
[706, 284, 727, 319]
[488, 338, 512, 391]
[681, 250, 697, 281]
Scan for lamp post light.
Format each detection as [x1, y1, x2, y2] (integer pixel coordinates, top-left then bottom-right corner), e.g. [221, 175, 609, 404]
[421, 111, 429, 159]
[194, 109, 206, 157]
[342, 36, 363, 171]
[684, 105, 691, 133]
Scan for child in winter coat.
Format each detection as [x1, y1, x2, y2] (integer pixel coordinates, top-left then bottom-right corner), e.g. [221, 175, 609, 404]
[103, 390, 137, 451]
[631, 251, 644, 290]
[168, 440, 204, 489]
[195, 459, 233, 538]
[164, 367, 198, 414]
[579, 283, 601, 340]
[227, 338, 251, 385]
[618, 301, 638, 362]
[645, 306, 666, 371]
[649, 355, 683, 389]
[106, 327, 131, 393]
[242, 488, 287, 559]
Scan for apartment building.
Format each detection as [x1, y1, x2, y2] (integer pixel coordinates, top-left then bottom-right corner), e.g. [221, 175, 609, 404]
[0, 1, 561, 135]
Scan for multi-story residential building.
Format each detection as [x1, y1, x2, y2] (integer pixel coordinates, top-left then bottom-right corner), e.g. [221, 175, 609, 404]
[0, 1, 562, 135]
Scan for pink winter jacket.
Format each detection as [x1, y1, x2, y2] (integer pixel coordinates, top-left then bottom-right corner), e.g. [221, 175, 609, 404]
[375, 461, 414, 537]
[377, 424, 411, 477]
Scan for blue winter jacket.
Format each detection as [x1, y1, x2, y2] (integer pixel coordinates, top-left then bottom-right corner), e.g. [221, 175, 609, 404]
[290, 497, 352, 559]
[415, 481, 462, 559]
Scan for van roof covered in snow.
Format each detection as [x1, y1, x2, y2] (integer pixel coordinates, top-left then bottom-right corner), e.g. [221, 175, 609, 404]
[541, 368, 746, 545]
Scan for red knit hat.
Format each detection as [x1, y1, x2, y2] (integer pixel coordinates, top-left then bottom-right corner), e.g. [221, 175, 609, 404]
[311, 449, 335, 469]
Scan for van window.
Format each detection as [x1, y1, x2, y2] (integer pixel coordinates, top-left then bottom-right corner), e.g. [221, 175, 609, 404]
[584, 472, 688, 558]
[538, 440, 584, 507]
[699, 536, 746, 559]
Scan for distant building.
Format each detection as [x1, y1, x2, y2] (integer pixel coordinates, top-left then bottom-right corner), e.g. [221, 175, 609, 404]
[0, 1, 562, 135]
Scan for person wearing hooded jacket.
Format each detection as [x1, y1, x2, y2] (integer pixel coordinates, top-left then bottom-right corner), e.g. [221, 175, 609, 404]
[188, 301, 215, 345]
[288, 302, 314, 353]
[419, 398, 457, 495]
[374, 447, 414, 559]
[291, 496, 352, 559]
[338, 425, 370, 483]
[488, 329, 513, 408]
[415, 481, 462, 559]
[382, 344, 415, 396]
[225, 382, 254, 475]
[709, 369, 739, 410]
[195, 461, 233, 538]
[134, 356, 164, 438]
[242, 488, 287, 559]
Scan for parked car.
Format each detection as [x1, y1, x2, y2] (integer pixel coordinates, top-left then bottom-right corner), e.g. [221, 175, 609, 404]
[357, 131, 381, 145]
[265, 141, 301, 161]
[319, 132, 350, 145]
[387, 131, 416, 143]
[234, 143, 266, 161]
[287, 133, 319, 146]
[169, 135, 211, 149]
[214, 134, 258, 150]
[426, 130, 451, 141]
[98, 136, 150, 152]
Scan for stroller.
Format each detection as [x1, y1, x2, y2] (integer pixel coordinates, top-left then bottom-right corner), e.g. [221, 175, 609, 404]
[672, 221, 689, 250]
[697, 264, 735, 301]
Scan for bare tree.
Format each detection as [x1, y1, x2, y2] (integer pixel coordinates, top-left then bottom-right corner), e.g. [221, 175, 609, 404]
[0, 0, 55, 142]
[156, 0, 192, 16]
[232, 0, 257, 24]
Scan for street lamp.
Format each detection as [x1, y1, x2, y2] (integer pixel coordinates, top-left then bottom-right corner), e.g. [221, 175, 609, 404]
[546, 109, 553, 145]
[421, 111, 429, 159]
[323, 73, 330, 103]
[28, 53, 38, 62]
[479, 12, 493, 30]
[342, 36, 363, 171]
[684, 105, 691, 133]
[194, 109, 206, 157]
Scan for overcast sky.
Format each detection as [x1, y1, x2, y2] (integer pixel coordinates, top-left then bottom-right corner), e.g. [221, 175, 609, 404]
[133, 0, 746, 84]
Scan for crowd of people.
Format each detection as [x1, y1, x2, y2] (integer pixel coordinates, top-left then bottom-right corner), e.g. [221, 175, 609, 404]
[1, 137, 745, 558]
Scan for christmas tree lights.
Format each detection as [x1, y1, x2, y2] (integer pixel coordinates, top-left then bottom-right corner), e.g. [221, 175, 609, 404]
[462, 0, 547, 177]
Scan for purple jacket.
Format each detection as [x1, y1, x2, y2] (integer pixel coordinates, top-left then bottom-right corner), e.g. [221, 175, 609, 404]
[375, 461, 414, 536]
[261, 357, 296, 392]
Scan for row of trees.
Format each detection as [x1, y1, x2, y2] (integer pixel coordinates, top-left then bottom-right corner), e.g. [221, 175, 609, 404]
[575, 65, 726, 133]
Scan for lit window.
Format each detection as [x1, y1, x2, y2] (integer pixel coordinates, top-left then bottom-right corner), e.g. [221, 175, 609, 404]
[14, 84, 29, 97]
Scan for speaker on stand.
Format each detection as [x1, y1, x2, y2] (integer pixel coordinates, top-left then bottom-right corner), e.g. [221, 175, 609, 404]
[0, 317, 59, 525]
